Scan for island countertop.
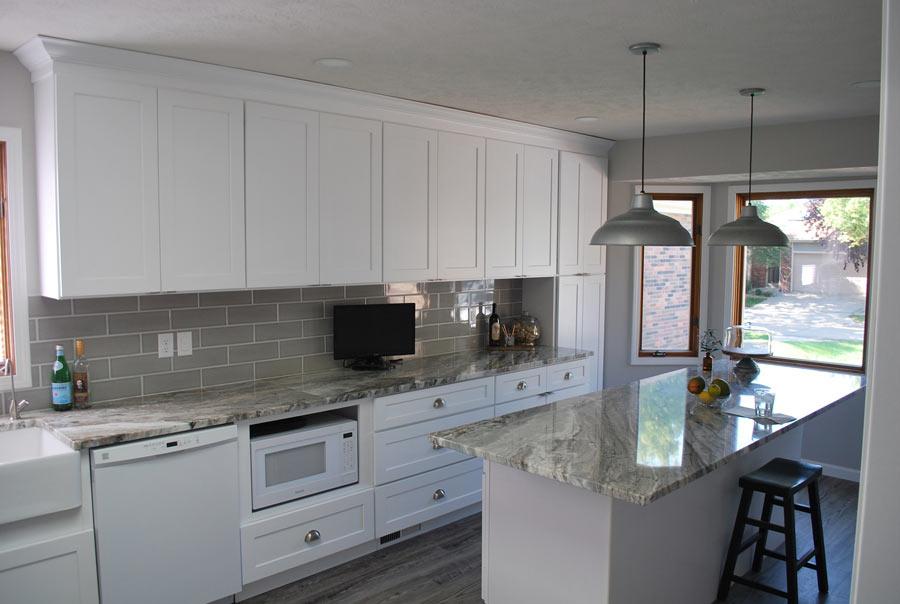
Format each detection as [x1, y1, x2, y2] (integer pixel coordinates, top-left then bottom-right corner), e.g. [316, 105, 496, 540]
[6, 347, 589, 450]
[432, 362, 865, 505]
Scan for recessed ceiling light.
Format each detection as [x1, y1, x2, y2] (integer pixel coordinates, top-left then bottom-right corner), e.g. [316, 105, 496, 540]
[315, 57, 352, 68]
[850, 80, 880, 89]
[574, 116, 599, 123]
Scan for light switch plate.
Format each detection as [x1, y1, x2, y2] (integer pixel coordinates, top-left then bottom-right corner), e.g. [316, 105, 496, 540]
[177, 331, 193, 356]
[158, 333, 174, 358]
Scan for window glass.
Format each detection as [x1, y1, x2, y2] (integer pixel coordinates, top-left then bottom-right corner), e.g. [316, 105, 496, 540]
[736, 192, 872, 369]
[639, 196, 701, 355]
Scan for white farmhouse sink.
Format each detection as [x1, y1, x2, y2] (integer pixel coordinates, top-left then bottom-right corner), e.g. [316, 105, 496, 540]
[0, 427, 81, 525]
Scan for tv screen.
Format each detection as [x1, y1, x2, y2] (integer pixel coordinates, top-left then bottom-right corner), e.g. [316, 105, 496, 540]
[333, 303, 416, 360]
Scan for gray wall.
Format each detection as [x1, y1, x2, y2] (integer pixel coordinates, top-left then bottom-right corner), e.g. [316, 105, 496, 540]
[605, 117, 879, 474]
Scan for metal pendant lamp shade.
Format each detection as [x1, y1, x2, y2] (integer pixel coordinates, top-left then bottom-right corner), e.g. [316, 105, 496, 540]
[590, 43, 694, 247]
[708, 89, 790, 247]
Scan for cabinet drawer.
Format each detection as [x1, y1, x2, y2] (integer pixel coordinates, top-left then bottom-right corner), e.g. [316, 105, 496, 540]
[495, 367, 547, 404]
[547, 359, 590, 391]
[375, 407, 491, 485]
[374, 377, 494, 431]
[241, 489, 374, 583]
[375, 459, 482, 537]
[495, 394, 548, 417]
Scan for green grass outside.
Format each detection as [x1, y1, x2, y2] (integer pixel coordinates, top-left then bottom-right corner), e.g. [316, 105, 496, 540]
[849, 314, 866, 324]
[773, 339, 864, 366]
[745, 295, 766, 308]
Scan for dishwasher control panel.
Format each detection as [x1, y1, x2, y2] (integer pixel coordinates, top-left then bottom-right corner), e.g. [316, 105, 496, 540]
[92, 425, 238, 467]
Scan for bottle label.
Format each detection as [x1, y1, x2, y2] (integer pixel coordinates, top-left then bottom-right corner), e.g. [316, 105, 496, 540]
[73, 372, 89, 404]
[491, 322, 501, 342]
[51, 382, 73, 407]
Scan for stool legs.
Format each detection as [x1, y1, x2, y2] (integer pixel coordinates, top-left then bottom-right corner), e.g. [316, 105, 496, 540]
[808, 480, 829, 592]
[752, 493, 775, 572]
[782, 496, 799, 604]
[717, 488, 753, 601]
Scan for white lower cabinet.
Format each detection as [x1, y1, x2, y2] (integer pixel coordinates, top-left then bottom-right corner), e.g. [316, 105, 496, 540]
[557, 275, 606, 390]
[241, 489, 374, 584]
[375, 406, 491, 485]
[374, 377, 494, 431]
[547, 358, 590, 391]
[0, 530, 99, 604]
[374, 458, 483, 538]
[495, 367, 548, 404]
[495, 394, 548, 416]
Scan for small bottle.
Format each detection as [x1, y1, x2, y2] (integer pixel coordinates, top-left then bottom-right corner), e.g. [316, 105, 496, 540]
[72, 339, 90, 409]
[50, 345, 73, 411]
[488, 303, 502, 348]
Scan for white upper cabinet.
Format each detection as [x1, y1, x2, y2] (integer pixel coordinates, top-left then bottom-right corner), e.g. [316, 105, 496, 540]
[485, 139, 524, 279]
[245, 102, 319, 288]
[522, 145, 558, 277]
[383, 123, 438, 282]
[158, 89, 245, 291]
[558, 151, 607, 275]
[437, 131, 485, 280]
[47, 74, 160, 297]
[319, 113, 383, 284]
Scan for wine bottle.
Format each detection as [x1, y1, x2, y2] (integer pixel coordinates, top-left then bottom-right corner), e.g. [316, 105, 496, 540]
[50, 345, 73, 411]
[72, 339, 90, 409]
[488, 303, 501, 348]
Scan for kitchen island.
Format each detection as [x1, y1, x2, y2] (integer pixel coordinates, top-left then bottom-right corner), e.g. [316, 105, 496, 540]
[433, 362, 865, 604]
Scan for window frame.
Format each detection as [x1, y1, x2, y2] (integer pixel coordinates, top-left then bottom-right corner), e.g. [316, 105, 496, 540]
[725, 180, 876, 374]
[0, 127, 32, 389]
[631, 185, 710, 366]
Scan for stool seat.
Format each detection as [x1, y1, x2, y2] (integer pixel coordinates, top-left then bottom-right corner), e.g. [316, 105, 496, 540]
[739, 458, 823, 495]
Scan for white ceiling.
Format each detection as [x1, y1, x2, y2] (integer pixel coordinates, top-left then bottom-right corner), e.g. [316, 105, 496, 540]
[1, 0, 881, 140]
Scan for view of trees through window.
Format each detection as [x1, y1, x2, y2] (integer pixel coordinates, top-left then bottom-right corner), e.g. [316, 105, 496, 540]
[736, 190, 873, 369]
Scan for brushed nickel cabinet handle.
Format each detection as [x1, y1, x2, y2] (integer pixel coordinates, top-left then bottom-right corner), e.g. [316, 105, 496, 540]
[432, 441, 443, 450]
[517, 381, 528, 391]
[433, 397, 445, 409]
[305, 529, 321, 544]
[433, 488, 446, 501]
[564, 371, 574, 381]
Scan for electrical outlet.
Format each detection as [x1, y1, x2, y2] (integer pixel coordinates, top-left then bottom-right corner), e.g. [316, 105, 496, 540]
[158, 333, 174, 358]
[177, 331, 193, 356]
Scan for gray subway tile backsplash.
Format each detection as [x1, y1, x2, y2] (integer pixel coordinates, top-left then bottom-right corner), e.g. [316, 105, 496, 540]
[26, 279, 522, 407]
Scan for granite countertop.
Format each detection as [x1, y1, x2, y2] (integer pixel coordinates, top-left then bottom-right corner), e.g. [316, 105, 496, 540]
[4, 347, 589, 450]
[432, 361, 865, 506]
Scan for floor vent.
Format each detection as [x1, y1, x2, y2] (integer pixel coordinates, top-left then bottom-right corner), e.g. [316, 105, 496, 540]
[379, 524, 422, 545]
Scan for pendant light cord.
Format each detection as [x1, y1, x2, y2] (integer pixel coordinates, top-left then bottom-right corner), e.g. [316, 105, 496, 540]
[747, 92, 754, 206]
[640, 50, 647, 193]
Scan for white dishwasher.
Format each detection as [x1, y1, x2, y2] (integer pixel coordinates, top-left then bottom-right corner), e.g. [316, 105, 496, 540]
[91, 425, 242, 604]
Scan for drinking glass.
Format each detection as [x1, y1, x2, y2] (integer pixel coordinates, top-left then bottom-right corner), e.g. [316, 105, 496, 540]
[754, 387, 775, 418]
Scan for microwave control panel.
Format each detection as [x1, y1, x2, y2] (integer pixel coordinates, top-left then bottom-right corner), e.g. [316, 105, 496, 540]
[343, 432, 357, 471]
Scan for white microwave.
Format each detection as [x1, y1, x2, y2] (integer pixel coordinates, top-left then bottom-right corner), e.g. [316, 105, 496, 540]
[250, 412, 358, 510]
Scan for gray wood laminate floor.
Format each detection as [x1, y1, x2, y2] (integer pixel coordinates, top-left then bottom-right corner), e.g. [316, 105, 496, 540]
[247, 476, 857, 604]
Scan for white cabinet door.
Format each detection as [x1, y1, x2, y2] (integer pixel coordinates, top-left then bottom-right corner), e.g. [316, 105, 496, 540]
[522, 145, 558, 277]
[383, 123, 438, 282]
[320, 113, 382, 284]
[245, 102, 319, 287]
[558, 151, 607, 275]
[485, 139, 524, 278]
[556, 275, 583, 350]
[437, 131, 485, 280]
[556, 275, 605, 390]
[158, 89, 245, 291]
[54, 74, 160, 296]
[0, 530, 99, 604]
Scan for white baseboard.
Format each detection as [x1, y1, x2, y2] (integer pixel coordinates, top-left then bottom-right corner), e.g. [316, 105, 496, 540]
[803, 459, 861, 482]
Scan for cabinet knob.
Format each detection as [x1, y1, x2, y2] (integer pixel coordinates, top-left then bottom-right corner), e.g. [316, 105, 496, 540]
[432, 441, 443, 450]
[517, 381, 528, 391]
[304, 529, 321, 544]
[564, 372, 574, 381]
[433, 488, 446, 501]
[433, 397, 445, 409]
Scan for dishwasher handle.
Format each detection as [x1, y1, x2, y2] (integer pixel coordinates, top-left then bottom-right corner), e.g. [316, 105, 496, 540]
[92, 425, 238, 467]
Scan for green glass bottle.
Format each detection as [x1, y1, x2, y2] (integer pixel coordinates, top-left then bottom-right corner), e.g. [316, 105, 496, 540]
[50, 344, 73, 411]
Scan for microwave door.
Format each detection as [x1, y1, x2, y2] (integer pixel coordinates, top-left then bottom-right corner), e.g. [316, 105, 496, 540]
[251, 431, 347, 509]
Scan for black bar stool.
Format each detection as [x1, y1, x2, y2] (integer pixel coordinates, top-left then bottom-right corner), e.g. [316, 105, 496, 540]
[717, 458, 828, 604]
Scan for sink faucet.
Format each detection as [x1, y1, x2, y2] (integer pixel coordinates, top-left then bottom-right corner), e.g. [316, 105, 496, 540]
[1, 358, 30, 421]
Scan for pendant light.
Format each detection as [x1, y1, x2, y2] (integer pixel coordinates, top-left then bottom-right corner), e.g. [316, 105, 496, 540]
[707, 89, 790, 247]
[590, 42, 694, 247]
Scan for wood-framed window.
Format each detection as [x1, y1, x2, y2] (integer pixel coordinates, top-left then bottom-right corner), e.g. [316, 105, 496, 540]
[636, 193, 704, 358]
[0, 141, 13, 367]
[731, 188, 875, 372]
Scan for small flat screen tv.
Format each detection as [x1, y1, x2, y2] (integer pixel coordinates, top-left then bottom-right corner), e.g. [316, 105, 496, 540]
[333, 303, 416, 369]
